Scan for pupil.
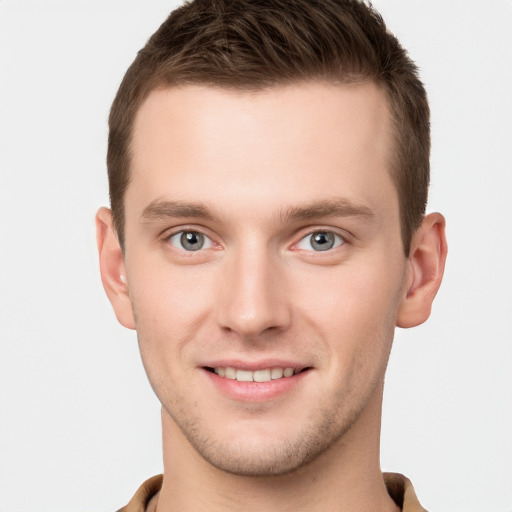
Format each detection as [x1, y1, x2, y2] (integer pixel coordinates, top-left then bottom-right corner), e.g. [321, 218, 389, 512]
[186, 233, 198, 244]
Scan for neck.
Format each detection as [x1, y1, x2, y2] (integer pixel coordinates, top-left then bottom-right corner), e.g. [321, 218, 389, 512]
[155, 383, 399, 512]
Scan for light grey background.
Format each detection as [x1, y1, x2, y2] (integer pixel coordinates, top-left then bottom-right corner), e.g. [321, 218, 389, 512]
[1, 1, 511, 510]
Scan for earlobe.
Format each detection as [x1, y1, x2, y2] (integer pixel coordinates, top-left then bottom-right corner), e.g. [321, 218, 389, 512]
[396, 212, 447, 328]
[95, 207, 136, 330]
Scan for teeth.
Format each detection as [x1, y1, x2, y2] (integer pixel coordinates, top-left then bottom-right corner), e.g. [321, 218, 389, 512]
[283, 368, 294, 377]
[236, 370, 253, 382]
[214, 367, 297, 382]
[271, 368, 283, 379]
[253, 369, 271, 382]
[225, 367, 236, 379]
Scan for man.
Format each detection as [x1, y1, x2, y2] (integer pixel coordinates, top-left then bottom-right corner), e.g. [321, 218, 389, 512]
[96, 0, 447, 510]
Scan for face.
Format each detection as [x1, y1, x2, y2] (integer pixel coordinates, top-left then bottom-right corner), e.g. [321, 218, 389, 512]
[121, 82, 409, 475]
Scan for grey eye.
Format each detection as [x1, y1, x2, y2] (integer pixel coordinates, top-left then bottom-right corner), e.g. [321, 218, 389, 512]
[297, 231, 344, 251]
[169, 231, 212, 251]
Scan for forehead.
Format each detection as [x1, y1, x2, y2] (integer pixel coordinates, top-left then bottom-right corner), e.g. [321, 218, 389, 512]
[127, 81, 397, 223]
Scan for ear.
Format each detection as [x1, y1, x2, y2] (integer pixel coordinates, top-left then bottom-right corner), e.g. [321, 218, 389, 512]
[396, 212, 447, 328]
[95, 207, 136, 330]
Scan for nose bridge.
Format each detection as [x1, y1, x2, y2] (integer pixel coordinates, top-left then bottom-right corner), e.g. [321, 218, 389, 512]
[217, 240, 290, 337]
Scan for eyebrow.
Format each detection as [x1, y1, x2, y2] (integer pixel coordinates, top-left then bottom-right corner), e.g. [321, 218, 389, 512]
[281, 198, 375, 222]
[140, 197, 374, 224]
[141, 200, 215, 222]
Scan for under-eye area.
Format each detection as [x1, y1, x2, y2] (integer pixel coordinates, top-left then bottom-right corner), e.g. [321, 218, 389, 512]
[204, 367, 312, 382]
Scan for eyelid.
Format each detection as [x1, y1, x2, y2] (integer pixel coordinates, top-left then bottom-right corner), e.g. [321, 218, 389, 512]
[161, 225, 220, 251]
[168, 230, 213, 250]
[291, 227, 348, 252]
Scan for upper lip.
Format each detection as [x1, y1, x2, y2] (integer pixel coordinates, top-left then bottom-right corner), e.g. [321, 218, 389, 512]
[200, 359, 311, 372]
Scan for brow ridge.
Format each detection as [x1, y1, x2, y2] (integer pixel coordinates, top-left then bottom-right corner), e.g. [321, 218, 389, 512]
[281, 198, 374, 222]
[140, 197, 374, 224]
[141, 200, 214, 221]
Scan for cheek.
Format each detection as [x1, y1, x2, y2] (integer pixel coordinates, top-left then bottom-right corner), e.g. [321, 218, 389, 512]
[126, 262, 218, 380]
[297, 262, 402, 323]
[293, 261, 403, 362]
[128, 260, 214, 329]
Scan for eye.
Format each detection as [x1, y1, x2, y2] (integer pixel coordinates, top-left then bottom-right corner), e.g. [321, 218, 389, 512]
[296, 231, 344, 252]
[168, 230, 213, 251]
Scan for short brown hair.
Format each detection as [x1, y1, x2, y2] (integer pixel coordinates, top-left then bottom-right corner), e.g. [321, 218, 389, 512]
[108, 0, 430, 255]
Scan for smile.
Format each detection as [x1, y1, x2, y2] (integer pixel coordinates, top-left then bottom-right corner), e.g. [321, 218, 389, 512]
[209, 367, 303, 382]
[203, 364, 312, 401]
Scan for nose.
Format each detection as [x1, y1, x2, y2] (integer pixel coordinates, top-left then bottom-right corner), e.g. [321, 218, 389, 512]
[216, 246, 291, 338]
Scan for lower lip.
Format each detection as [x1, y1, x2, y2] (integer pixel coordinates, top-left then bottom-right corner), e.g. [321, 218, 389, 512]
[202, 369, 310, 402]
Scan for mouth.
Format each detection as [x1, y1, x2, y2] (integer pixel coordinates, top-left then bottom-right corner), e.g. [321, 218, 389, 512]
[204, 366, 311, 383]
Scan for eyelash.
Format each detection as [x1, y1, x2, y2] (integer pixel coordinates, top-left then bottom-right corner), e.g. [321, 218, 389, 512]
[164, 228, 346, 253]
[294, 231, 345, 252]
[166, 229, 215, 252]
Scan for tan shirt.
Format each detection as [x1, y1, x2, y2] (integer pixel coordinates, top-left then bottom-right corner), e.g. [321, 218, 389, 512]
[117, 472, 427, 511]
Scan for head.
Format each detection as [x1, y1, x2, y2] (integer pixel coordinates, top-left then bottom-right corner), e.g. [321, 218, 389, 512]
[97, 0, 446, 479]
[107, 0, 430, 256]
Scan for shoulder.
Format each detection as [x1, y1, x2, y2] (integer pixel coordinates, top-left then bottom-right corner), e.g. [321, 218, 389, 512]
[384, 472, 428, 512]
[116, 475, 163, 512]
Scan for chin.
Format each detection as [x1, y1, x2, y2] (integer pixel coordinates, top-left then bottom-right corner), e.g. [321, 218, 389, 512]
[195, 440, 323, 477]
[178, 416, 351, 477]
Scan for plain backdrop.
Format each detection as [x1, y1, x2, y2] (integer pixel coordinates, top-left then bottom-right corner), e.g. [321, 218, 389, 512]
[1, 1, 511, 511]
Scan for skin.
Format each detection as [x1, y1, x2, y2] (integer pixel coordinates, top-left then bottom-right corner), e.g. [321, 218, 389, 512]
[97, 81, 447, 511]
